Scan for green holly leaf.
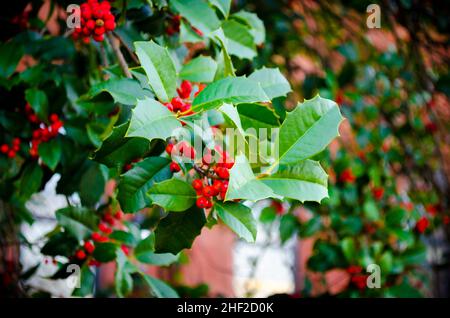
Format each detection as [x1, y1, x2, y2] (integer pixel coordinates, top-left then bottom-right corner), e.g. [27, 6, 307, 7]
[261, 160, 328, 203]
[18, 163, 43, 200]
[171, 0, 220, 36]
[115, 250, 135, 297]
[142, 274, 179, 298]
[73, 265, 95, 297]
[248, 67, 291, 99]
[91, 122, 150, 172]
[0, 40, 24, 78]
[221, 20, 256, 60]
[134, 41, 177, 102]
[87, 78, 152, 105]
[93, 242, 118, 263]
[79, 162, 106, 207]
[155, 207, 206, 254]
[25, 88, 49, 121]
[232, 10, 265, 45]
[148, 179, 197, 212]
[179, 56, 218, 83]
[38, 138, 62, 171]
[41, 232, 78, 257]
[209, 0, 231, 17]
[126, 97, 181, 141]
[192, 76, 269, 112]
[118, 157, 172, 213]
[274, 95, 343, 166]
[215, 202, 257, 242]
[134, 235, 179, 266]
[55, 207, 99, 241]
[237, 103, 280, 132]
[225, 154, 275, 201]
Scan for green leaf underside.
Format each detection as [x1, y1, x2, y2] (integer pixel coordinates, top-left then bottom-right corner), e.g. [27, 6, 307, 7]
[237, 103, 280, 131]
[248, 67, 291, 99]
[118, 157, 172, 213]
[225, 154, 275, 201]
[210, 0, 231, 17]
[171, 0, 220, 36]
[147, 179, 196, 212]
[215, 202, 256, 242]
[91, 122, 150, 171]
[261, 160, 328, 203]
[155, 207, 206, 254]
[134, 41, 177, 102]
[277, 95, 343, 166]
[192, 76, 269, 112]
[232, 10, 265, 45]
[179, 55, 217, 83]
[126, 97, 181, 141]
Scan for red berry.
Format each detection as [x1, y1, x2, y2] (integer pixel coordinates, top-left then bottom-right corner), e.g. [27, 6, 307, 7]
[98, 222, 112, 234]
[93, 33, 104, 42]
[177, 80, 192, 99]
[12, 138, 21, 146]
[92, 232, 108, 242]
[7, 150, 16, 158]
[114, 210, 124, 220]
[94, 26, 105, 35]
[103, 213, 115, 226]
[170, 162, 181, 172]
[192, 179, 203, 191]
[346, 265, 363, 275]
[196, 196, 211, 209]
[88, 259, 101, 267]
[220, 180, 229, 193]
[104, 20, 115, 31]
[28, 114, 39, 123]
[0, 144, 8, 153]
[215, 167, 229, 179]
[212, 180, 223, 192]
[371, 187, 384, 200]
[86, 19, 95, 30]
[171, 97, 184, 111]
[121, 245, 131, 256]
[84, 241, 95, 254]
[75, 250, 86, 260]
[340, 168, 355, 184]
[166, 143, 174, 156]
[83, 37, 90, 44]
[415, 217, 429, 234]
[202, 186, 217, 197]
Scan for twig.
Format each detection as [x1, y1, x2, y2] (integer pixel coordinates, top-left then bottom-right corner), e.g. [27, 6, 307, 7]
[106, 33, 132, 78]
[113, 31, 139, 64]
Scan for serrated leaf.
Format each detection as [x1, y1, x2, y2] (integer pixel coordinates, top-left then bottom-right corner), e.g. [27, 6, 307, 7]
[118, 157, 172, 213]
[148, 179, 197, 212]
[171, 0, 220, 36]
[155, 207, 206, 254]
[91, 122, 150, 172]
[232, 10, 265, 45]
[237, 103, 280, 131]
[179, 56, 217, 83]
[221, 20, 256, 60]
[126, 97, 181, 141]
[55, 207, 99, 241]
[225, 154, 275, 201]
[192, 76, 269, 112]
[134, 41, 177, 102]
[261, 160, 328, 203]
[215, 202, 256, 242]
[248, 67, 291, 99]
[87, 78, 151, 105]
[274, 95, 343, 166]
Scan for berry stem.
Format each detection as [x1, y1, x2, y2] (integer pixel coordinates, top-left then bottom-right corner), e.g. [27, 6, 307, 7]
[106, 33, 132, 78]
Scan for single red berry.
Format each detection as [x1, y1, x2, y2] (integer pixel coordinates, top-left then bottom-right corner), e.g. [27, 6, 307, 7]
[84, 241, 95, 254]
[196, 196, 211, 209]
[220, 180, 229, 193]
[7, 150, 16, 158]
[371, 187, 384, 200]
[346, 265, 363, 275]
[215, 167, 229, 179]
[170, 162, 181, 172]
[166, 143, 174, 156]
[0, 144, 8, 153]
[93, 33, 104, 42]
[121, 245, 131, 256]
[98, 222, 112, 235]
[104, 20, 115, 31]
[114, 210, 124, 220]
[415, 217, 429, 234]
[171, 97, 184, 111]
[212, 180, 223, 193]
[12, 138, 21, 146]
[425, 204, 438, 216]
[192, 179, 203, 191]
[82, 37, 90, 44]
[443, 216, 450, 225]
[205, 198, 213, 209]
[177, 80, 192, 99]
[75, 250, 86, 260]
[103, 213, 115, 226]
[86, 19, 95, 30]
[94, 26, 105, 35]
[340, 168, 355, 184]
[271, 201, 284, 215]
[202, 186, 217, 197]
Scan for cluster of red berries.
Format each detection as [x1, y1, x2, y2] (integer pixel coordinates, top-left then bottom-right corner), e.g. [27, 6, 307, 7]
[346, 265, 368, 290]
[0, 138, 21, 159]
[191, 146, 234, 209]
[26, 104, 63, 158]
[165, 15, 203, 37]
[162, 81, 206, 118]
[73, 210, 130, 266]
[72, 0, 116, 43]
